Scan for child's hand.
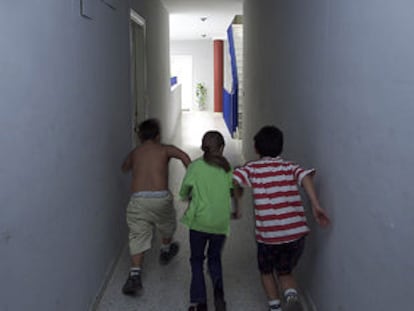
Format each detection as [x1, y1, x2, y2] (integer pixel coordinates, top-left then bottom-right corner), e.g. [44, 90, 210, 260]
[312, 204, 331, 227]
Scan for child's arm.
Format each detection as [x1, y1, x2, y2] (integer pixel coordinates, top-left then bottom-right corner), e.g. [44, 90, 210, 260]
[231, 180, 244, 219]
[179, 164, 194, 201]
[166, 145, 191, 168]
[121, 152, 133, 173]
[302, 175, 331, 227]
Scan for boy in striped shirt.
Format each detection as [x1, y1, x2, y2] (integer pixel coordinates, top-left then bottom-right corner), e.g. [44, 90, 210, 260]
[233, 126, 330, 311]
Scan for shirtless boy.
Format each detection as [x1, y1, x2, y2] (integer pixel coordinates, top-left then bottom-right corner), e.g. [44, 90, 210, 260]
[121, 118, 191, 295]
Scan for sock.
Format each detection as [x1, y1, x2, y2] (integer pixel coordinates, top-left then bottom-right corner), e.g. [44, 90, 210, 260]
[130, 267, 141, 276]
[268, 299, 281, 310]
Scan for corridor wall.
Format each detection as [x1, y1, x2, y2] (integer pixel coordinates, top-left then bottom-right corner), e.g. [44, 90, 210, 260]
[243, 0, 414, 310]
[0, 1, 173, 310]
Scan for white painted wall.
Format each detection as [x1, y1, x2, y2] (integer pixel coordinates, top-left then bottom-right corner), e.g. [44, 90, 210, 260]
[223, 39, 233, 92]
[170, 40, 214, 111]
[170, 83, 183, 135]
[171, 55, 193, 110]
[244, 1, 414, 310]
[0, 1, 172, 310]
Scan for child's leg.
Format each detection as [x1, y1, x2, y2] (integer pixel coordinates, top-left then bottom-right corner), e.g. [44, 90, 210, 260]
[279, 273, 300, 299]
[206, 234, 226, 290]
[276, 237, 305, 292]
[123, 197, 155, 295]
[123, 221, 148, 295]
[206, 234, 226, 310]
[257, 243, 282, 310]
[260, 272, 280, 300]
[126, 197, 154, 269]
[162, 237, 173, 244]
[157, 193, 180, 264]
[279, 273, 297, 291]
[123, 251, 144, 295]
[127, 218, 151, 269]
[261, 273, 282, 310]
[279, 274, 301, 310]
[131, 252, 144, 267]
[189, 230, 209, 305]
[158, 199, 177, 249]
[275, 238, 306, 310]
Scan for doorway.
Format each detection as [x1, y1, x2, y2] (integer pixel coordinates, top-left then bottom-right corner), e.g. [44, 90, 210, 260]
[130, 10, 147, 146]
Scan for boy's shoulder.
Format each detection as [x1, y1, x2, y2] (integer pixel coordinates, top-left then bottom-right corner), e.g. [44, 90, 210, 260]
[189, 157, 203, 165]
[236, 157, 297, 171]
[185, 157, 203, 169]
[240, 156, 290, 166]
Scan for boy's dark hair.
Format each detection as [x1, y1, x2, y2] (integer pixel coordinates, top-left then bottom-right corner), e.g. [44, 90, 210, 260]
[137, 118, 160, 141]
[254, 126, 284, 157]
[202, 131, 231, 172]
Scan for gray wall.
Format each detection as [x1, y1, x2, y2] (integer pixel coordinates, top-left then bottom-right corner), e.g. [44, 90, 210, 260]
[244, 0, 414, 310]
[0, 0, 172, 310]
[171, 40, 214, 112]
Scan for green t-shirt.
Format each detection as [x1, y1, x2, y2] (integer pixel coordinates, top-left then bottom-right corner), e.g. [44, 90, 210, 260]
[179, 158, 233, 235]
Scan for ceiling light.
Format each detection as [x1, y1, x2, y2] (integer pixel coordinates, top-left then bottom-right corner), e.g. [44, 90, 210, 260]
[200, 17, 207, 22]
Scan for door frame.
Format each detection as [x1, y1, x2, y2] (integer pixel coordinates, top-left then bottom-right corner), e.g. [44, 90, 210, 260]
[130, 9, 147, 146]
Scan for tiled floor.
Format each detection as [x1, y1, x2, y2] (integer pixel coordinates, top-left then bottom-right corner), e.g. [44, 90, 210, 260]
[95, 111, 271, 311]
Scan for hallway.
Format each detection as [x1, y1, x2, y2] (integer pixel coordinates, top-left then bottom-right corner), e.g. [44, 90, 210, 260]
[96, 111, 268, 310]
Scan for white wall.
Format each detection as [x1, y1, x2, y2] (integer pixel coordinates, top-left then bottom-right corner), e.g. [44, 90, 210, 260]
[170, 83, 183, 135]
[171, 55, 193, 110]
[244, 0, 414, 310]
[0, 1, 172, 310]
[223, 39, 233, 92]
[170, 40, 214, 111]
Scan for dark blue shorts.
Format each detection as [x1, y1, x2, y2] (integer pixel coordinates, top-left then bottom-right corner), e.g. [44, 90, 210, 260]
[257, 237, 305, 275]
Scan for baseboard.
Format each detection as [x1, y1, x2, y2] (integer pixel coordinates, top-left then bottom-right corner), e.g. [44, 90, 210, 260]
[89, 243, 127, 311]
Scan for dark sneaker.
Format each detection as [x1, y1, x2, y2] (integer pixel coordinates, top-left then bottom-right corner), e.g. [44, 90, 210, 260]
[159, 242, 179, 265]
[188, 303, 207, 311]
[284, 293, 303, 311]
[214, 288, 226, 311]
[122, 274, 142, 295]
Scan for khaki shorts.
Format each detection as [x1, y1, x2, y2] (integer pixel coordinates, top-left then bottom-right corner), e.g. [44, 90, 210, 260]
[126, 192, 176, 255]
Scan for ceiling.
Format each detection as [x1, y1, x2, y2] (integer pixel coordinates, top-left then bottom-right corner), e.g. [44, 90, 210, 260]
[161, 0, 243, 41]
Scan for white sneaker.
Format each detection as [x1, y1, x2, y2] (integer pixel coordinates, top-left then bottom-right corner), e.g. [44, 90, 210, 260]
[285, 293, 303, 311]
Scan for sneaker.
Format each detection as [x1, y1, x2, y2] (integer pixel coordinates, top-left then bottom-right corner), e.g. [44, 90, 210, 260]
[188, 303, 207, 311]
[269, 306, 281, 311]
[121, 273, 142, 295]
[284, 293, 303, 311]
[159, 241, 179, 265]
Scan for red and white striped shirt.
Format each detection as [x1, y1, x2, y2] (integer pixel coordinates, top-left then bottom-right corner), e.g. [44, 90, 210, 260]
[233, 157, 315, 245]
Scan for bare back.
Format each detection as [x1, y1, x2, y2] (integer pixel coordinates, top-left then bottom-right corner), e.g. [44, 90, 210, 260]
[122, 140, 190, 193]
